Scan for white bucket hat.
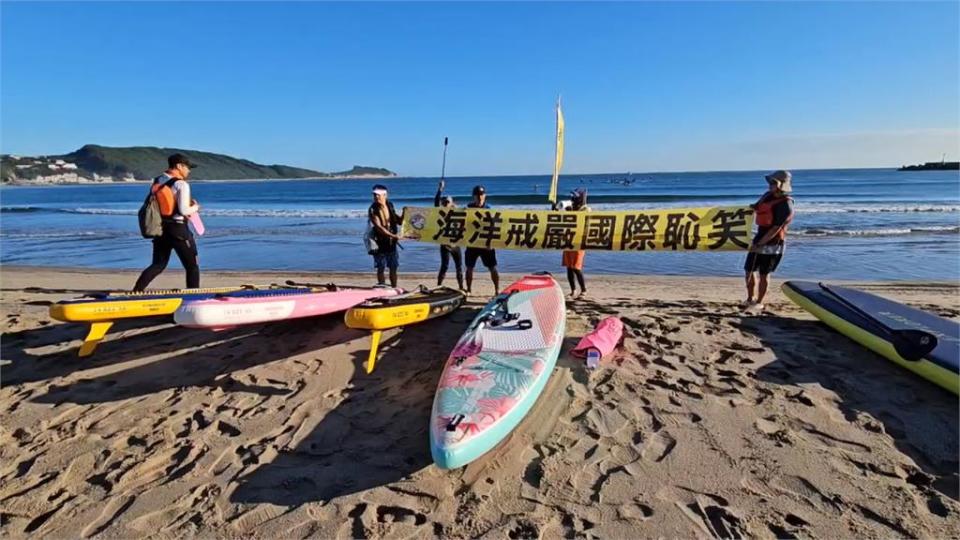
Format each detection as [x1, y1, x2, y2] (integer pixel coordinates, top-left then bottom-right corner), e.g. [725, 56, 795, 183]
[765, 170, 792, 193]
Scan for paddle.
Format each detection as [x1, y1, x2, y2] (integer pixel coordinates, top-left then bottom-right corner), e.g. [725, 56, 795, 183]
[441, 136, 448, 181]
[818, 283, 938, 361]
[281, 280, 342, 291]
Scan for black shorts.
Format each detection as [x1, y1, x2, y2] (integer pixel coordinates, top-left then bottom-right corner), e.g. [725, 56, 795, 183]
[465, 247, 497, 269]
[744, 252, 783, 275]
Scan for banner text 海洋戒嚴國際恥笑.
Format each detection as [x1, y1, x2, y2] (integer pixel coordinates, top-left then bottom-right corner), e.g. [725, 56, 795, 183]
[400, 206, 754, 251]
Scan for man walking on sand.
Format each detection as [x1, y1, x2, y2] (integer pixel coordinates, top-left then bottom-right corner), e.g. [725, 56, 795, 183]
[133, 153, 202, 291]
[744, 170, 794, 311]
[464, 185, 500, 296]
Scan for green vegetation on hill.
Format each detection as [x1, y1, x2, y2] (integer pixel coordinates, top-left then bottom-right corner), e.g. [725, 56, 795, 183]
[333, 165, 396, 176]
[1, 145, 397, 183]
[63, 145, 330, 180]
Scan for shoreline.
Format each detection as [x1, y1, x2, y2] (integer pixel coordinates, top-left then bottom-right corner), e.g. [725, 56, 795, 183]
[3, 265, 960, 290]
[2, 268, 957, 537]
[0, 174, 401, 188]
[0, 166, 918, 188]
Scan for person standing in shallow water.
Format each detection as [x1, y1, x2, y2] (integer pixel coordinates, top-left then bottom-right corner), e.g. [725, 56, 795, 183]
[434, 179, 465, 290]
[558, 189, 590, 299]
[133, 153, 201, 291]
[744, 170, 794, 311]
[464, 185, 500, 295]
[368, 184, 402, 287]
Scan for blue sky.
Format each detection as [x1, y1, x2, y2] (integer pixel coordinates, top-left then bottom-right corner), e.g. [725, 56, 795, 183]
[2, 1, 958, 175]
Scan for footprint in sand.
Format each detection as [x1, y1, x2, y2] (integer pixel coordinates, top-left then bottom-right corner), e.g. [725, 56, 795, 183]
[617, 502, 654, 521]
[677, 495, 747, 539]
[80, 495, 135, 538]
[767, 513, 810, 539]
[786, 417, 871, 454]
[641, 431, 677, 462]
[785, 390, 816, 407]
[770, 474, 843, 515]
[754, 417, 792, 445]
[710, 349, 737, 364]
[375, 505, 428, 525]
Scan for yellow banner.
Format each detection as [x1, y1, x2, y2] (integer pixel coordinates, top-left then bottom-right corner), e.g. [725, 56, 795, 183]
[548, 100, 565, 203]
[401, 206, 754, 251]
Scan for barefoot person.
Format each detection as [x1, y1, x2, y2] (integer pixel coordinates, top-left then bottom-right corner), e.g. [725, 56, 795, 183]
[560, 189, 590, 298]
[464, 185, 500, 295]
[133, 153, 201, 291]
[368, 184, 403, 287]
[434, 180, 465, 290]
[744, 170, 794, 310]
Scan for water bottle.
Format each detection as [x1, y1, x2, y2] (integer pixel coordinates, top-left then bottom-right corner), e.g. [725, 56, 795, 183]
[586, 348, 601, 370]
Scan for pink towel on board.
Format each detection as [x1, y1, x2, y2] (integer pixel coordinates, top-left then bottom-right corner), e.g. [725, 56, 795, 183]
[571, 317, 623, 359]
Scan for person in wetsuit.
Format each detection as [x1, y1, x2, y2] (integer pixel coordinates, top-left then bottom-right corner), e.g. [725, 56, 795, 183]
[559, 189, 590, 298]
[464, 185, 500, 296]
[434, 179, 465, 290]
[133, 153, 201, 291]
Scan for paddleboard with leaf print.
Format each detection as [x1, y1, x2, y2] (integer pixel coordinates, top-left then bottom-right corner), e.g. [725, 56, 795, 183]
[430, 274, 566, 469]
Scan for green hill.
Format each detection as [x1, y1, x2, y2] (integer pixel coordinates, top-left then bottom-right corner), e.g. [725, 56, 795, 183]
[1, 145, 397, 183]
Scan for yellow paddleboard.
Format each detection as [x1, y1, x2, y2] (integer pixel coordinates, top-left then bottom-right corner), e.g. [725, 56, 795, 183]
[50, 286, 256, 357]
[345, 287, 465, 373]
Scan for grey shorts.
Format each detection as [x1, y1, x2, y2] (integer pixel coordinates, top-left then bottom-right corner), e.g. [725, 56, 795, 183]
[373, 251, 399, 271]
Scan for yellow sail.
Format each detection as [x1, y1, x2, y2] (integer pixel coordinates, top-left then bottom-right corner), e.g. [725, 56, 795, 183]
[548, 97, 564, 203]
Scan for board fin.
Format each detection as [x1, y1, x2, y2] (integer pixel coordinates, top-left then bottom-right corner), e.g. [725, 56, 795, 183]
[78, 321, 114, 357]
[365, 330, 383, 373]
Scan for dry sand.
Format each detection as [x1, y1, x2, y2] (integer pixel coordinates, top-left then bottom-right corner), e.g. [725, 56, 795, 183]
[1, 267, 958, 539]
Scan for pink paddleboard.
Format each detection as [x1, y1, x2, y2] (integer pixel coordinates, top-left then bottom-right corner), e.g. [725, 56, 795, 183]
[174, 286, 402, 329]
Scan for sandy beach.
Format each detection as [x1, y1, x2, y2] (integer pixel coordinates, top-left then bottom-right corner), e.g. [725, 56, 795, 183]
[1, 266, 957, 538]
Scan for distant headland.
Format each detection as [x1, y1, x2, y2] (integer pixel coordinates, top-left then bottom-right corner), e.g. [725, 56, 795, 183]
[897, 160, 959, 171]
[0, 145, 397, 185]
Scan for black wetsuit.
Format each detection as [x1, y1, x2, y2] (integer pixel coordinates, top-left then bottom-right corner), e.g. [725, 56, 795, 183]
[435, 188, 463, 287]
[134, 176, 200, 291]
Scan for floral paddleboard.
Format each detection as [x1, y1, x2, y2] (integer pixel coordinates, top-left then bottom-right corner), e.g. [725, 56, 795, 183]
[430, 274, 566, 469]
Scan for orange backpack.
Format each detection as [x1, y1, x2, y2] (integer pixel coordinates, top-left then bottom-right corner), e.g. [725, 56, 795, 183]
[138, 178, 179, 238]
[151, 178, 178, 217]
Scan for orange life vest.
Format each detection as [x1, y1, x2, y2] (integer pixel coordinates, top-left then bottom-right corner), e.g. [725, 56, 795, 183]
[151, 178, 178, 217]
[754, 194, 794, 240]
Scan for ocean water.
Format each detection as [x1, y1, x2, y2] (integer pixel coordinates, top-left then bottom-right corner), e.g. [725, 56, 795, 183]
[1, 169, 958, 281]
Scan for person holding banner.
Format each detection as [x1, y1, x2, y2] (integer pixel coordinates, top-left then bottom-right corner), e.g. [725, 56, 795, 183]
[744, 170, 794, 311]
[368, 184, 403, 287]
[434, 180, 464, 290]
[465, 185, 500, 296]
[559, 189, 590, 299]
